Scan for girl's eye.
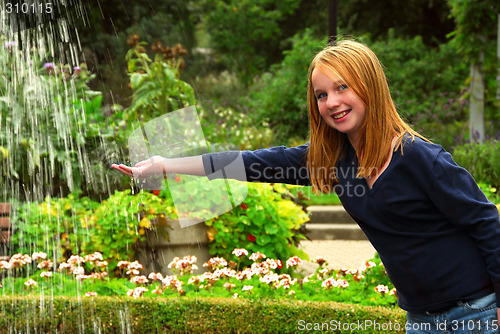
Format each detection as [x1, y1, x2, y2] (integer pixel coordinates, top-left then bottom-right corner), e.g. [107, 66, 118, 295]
[317, 92, 327, 99]
[338, 84, 348, 91]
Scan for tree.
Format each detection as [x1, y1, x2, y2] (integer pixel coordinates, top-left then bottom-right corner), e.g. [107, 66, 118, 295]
[448, 0, 499, 142]
[339, 0, 455, 45]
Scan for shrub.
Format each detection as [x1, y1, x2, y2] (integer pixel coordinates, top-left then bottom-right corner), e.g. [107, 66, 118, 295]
[11, 190, 176, 271]
[79, 190, 176, 271]
[452, 140, 500, 191]
[10, 193, 99, 262]
[0, 38, 106, 201]
[205, 183, 309, 266]
[0, 296, 406, 333]
[243, 30, 327, 145]
[367, 32, 470, 150]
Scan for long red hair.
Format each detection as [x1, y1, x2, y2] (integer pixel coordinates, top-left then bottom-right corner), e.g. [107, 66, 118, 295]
[307, 40, 428, 193]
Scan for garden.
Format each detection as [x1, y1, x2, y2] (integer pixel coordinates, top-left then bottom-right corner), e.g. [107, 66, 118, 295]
[0, 0, 499, 333]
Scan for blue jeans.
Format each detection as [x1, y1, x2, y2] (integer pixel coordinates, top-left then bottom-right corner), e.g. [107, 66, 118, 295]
[406, 293, 498, 334]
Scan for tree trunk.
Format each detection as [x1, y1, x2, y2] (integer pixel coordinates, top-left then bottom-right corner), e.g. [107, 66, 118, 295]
[497, 14, 500, 100]
[469, 57, 485, 143]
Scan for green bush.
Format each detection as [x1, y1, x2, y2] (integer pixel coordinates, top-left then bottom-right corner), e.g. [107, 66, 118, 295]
[452, 140, 500, 192]
[10, 193, 98, 262]
[11, 190, 176, 270]
[0, 296, 406, 333]
[243, 30, 327, 145]
[205, 183, 309, 266]
[0, 39, 108, 201]
[368, 32, 470, 150]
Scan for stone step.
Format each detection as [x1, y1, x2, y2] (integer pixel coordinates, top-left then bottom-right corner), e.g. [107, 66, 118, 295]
[305, 223, 367, 241]
[307, 205, 356, 224]
[305, 205, 366, 240]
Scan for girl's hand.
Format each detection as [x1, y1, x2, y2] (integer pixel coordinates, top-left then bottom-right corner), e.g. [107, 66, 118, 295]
[111, 156, 167, 178]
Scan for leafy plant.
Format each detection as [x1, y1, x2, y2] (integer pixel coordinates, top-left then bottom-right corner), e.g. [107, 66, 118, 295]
[0, 39, 104, 201]
[205, 183, 309, 266]
[452, 139, 500, 191]
[122, 40, 195, 128]
[10, 193, 99, 262]
[243, 30, 327, 144]
[80, 189, 176, 271]
[196, 0, 302, 84]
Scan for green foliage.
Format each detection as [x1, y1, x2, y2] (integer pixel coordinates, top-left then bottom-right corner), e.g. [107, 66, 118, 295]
[447, 0, 500, 140]
[447, 0, 499, 65]
[77, 0, 196, 99]
[205, 183, 309, 265]
[198, 103, 275, 150]
[287, 186, 342, 206]
[196, 0, 302, 83]
[0, 40, 106, 201]
[10, 193, 98, 262]
[123, 42, 195, 126]
[0, 296, 406, 333]
[452, 140, 500, 191]
[243, 30, 327, 144]
[365, 32, 470, 149]
[340, 0, 454, 45]
[11, 190, 177, 271]
[0, 249, 396, 309]
[79, 190, 176, 270]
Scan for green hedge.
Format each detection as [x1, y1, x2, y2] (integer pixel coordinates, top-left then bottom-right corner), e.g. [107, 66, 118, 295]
[0, 296, 406, 333]
[452, 140, 500, 190]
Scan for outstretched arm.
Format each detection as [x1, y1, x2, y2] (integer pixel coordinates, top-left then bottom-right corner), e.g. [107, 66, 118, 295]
[111, 155, 206, 178]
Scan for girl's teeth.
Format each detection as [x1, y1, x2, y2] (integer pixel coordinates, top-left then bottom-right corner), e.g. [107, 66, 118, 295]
[333, 111, 348, 119]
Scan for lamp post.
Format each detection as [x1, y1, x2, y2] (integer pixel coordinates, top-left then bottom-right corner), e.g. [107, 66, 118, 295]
[329, 0, 338, 44]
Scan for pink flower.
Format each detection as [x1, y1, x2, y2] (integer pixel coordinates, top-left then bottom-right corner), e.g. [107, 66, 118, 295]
[117, 261, 130, 269]
[127, 287, 148, 298]
[242, 285, 253, 291]
[130, 275, 149, 285]
[232, 293, 238, 299]
[203, 257, 227, 270]
[249, 252, 266, 262]
[313, 256, 327, 266]
[32, 252, 47, 260]
[148, 272, 164, 281]
[374, 284, 389, 294]
[285, 256, 303, 268]
[68, 255, 85, 265]
[24, 279, 38, 287]
[151, 286, 163, 295]
[0, 261, 11, 270]
[37, 260, 53, 269]
[40, 271, 52, 278]
[85, 292, 97, 297]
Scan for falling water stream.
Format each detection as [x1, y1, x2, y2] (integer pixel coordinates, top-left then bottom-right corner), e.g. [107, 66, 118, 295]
[0, 1, 135, 332]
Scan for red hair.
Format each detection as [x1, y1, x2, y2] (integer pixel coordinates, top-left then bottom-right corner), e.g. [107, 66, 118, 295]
[307, 40, 428, 193]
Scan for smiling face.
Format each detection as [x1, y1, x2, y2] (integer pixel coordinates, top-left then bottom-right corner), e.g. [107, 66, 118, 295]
[311, 67, 366, 147]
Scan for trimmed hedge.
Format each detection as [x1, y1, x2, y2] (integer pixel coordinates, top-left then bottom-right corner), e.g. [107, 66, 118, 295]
[0, 296, 406, 333]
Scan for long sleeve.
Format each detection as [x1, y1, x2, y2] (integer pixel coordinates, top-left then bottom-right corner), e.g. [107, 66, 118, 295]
[428, 149, 500, 306]
[202, 144, 310, 185]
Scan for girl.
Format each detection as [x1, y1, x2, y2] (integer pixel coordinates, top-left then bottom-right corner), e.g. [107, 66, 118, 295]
[112, 40, 500, 333]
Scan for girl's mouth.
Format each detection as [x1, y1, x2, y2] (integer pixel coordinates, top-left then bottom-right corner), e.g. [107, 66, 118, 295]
[332, 109, 351, 120]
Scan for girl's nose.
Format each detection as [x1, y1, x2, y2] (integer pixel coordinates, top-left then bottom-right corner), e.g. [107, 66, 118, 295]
[326, 94, 341, 109]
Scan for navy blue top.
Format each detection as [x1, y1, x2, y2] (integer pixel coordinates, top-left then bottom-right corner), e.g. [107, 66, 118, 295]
[202, 137, 500, 313]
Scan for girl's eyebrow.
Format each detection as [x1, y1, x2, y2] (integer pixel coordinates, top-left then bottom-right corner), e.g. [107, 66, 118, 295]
[314, 80, 345, 93]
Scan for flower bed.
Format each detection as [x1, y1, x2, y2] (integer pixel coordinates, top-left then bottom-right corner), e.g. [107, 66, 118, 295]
[0, 249, 396, 308]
